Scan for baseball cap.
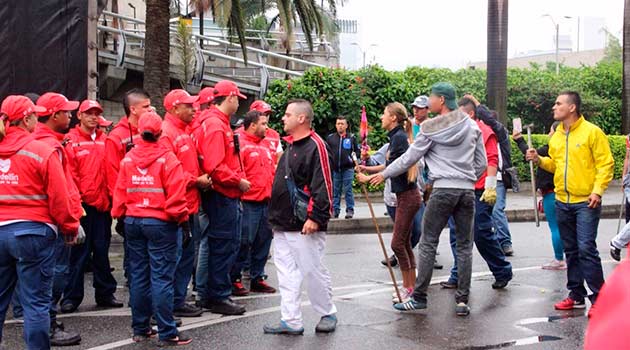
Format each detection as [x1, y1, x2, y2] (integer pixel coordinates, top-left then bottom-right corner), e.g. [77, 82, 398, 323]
[36, 92, 79, 116]
[213, 80, 246, 99]
[411, 95, 429, 109]
[79, 100, 103, 114]
[197, 87, 215, 105]
[98, 116, 113, 127]
[163, 89, 198, 111]
[1, 95, 47, 122]
[138, 111, 162, 135]
[249, 100, 272, 114]
[430, 82, 458, 111]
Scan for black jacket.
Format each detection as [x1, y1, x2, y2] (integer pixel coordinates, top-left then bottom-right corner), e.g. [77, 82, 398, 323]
[476, 105, 512, 169]
[269, 132, 333, 232]
[387, 126, 417, 194]
[515, 138, 555, 192]
[326, 132, 360, 172]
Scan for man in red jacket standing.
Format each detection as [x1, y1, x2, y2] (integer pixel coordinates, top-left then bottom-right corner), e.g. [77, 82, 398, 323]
[195, 80, 250, 315]
[249, 100, 283, 163]
[61, 100, 123, 314]
[161, 89, 212, 317]
[230, 110, 277, 296]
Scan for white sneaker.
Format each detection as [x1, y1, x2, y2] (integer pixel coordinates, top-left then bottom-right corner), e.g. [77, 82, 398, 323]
[392, 288, 413, 303]
[541, 259, 567, 270]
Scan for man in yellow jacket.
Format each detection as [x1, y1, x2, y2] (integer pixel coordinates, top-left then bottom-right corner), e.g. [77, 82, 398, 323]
[527, 91, 614, 314]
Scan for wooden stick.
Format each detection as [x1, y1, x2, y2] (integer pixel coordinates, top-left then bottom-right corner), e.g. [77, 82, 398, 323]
[617, 192, 626, 235]
[526, 126, 540, 227]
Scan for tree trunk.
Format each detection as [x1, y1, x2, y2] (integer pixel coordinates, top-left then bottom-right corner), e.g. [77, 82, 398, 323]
[486, 0, 508, 125]
[144, 0, 171, 115]
[622, 0, 630, 134]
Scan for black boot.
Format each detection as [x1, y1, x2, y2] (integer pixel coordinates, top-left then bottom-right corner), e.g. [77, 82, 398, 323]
[50, 320, 81, 346]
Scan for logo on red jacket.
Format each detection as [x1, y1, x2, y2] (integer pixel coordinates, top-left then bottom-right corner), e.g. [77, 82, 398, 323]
[0, 159, 19, 184]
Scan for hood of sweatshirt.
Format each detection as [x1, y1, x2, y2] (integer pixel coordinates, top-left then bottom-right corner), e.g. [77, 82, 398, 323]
[420, 109, 475, 146]
[127, 140, 170, 169]
[0, 127, 34, 158]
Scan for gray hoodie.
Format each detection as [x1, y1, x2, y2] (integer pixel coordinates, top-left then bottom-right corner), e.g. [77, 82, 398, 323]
[382, 109, 486, 190]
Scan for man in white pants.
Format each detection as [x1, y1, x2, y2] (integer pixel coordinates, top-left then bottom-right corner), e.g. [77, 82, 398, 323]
[265, 99, 337, 335]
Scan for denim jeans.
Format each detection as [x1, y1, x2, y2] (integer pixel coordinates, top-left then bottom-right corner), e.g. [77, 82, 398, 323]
[411, 188, 475, 304]
[385, 203, 424, 249]
[332, 169, 355, 215]
[125, 217, 180, 340]
[201, 191, 242, 301]
[492, 180, 512, 248]
[195, 211, 210, 301]
[448, 191, 513, 283]
[62, 205, 117, 307]
[50, 233, 71, 323]
[231, 202, 273, 282]
[173, 215, 197, 309]
[0, 222, 55, 350]
[555, 201, 604, 303]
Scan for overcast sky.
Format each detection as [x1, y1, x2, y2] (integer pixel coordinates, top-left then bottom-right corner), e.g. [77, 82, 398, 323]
[337, 0, 624, 70]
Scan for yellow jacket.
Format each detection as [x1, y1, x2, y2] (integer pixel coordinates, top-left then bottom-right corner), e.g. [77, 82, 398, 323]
[539, 116, 614, 204]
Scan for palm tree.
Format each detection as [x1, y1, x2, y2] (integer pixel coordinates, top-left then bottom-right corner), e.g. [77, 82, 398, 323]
[486, 0, 508, 125]
[144, 0, 171, 114]
[622, 0, 630, 134]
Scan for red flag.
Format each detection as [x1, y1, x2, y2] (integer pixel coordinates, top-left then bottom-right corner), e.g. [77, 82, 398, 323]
[360, 106, 368, 150]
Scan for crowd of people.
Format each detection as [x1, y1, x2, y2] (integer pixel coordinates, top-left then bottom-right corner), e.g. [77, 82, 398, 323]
[0, 78, 623, 348]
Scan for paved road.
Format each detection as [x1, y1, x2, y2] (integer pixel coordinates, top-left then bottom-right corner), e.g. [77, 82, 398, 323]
[2, 219, 625, 349]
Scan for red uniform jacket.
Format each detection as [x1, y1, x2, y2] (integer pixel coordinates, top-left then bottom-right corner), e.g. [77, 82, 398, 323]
[195, 107, 245, 198]
[238, 131, 276, 202]
[111, 140, 189, 224]
[105, 117, 139, 198]
[0, 127, 80, 239]
[475, 119, 498, 190]
[65, 126, 110, 212]
[235, 126, 282, 165]
[160, 113, 201, 213]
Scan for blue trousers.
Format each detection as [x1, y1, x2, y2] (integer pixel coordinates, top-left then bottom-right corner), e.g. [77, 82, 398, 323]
[0, 222, 55, 350]
[62, 205, 117, 307]
[493, 181, 512, 248]
[332, 169, 355, 215]
[231, 201, 273, 282]
[542, 192, 564, 261]
[50, 233, 71, 323]
[195, 211, 210, 301]
[125, 217, 180, 340]
[173, 215, 197, 309]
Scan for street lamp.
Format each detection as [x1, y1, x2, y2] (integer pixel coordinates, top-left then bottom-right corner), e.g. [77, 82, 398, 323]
[542, 14, 573, 75]
[350, 42, 378, 68]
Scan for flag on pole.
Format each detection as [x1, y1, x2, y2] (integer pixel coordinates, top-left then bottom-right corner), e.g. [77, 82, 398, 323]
[360, 106, 369, 165]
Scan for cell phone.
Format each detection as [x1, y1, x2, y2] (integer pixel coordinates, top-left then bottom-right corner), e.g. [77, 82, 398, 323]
[512, 118, 522, 134]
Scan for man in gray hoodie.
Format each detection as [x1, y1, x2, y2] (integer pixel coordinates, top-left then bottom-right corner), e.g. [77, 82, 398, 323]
[366, 82, 486, 316]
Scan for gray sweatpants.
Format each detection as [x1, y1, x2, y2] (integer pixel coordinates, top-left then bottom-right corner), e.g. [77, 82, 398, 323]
[412, 188, 476, 304]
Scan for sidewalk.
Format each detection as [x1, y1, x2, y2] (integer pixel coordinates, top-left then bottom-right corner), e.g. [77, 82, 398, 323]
[328, 180, 625, 234]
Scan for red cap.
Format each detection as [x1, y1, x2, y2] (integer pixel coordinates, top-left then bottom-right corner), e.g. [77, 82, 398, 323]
[249, 100, 272, 114]
[198, 87, 215, 105]
[98, 116, 113, 127]
[79, 100, 103, 113]
[213, 80, 246, 99]
[1, 95, 47, 122]
[36, 93, 79, 116]
[138, 111, 162, 135]
[163, 89, 198, 111]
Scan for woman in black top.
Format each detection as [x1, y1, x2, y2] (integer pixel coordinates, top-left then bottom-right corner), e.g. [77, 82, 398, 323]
[513, 121, 565, 270]
[358, 102, 420, 302]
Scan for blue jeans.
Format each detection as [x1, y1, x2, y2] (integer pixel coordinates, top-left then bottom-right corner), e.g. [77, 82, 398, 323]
[555, 201, 604, 303]
[542, 193, 564, 261]
[125, 217, 180, 340]
[195, 211, 210, 301]
[174, 215, 197, 309]
[62, 205, 117, 307]
[449, 191, 513, 282]
[0, 222, 55, 349]
[332, 169, 355, 215]
[386, 203, 424, 249]
[231, 202, 273, 282]
[50, 233, 71, 322]
[201, 191, 242, 301]
[493, 181, 512, 248]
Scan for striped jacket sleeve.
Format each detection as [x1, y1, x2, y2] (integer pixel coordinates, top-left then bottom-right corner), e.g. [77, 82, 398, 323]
[308, 134, 334, 228]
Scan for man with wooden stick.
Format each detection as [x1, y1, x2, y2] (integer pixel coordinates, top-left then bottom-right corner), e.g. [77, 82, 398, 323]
[264, 99, 337, 335]
[366, 83, 487, 316]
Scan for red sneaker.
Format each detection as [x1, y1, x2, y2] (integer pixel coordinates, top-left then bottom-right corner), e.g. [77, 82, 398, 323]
[554, 297, 586, 310]
[251, 279, 277, 294]
[231, 281, 249, 296]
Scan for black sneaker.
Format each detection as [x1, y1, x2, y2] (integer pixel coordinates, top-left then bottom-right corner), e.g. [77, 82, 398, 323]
[208, 298, 246, 315]
[455, 302, 470, 316]
[60, 302, 78, 314]
[610, 242, 621, 261]
[50, 322, 81, 346]
[502, 245, 514, 256]
[440, 281, 457, 289]
[381, 255, 398, 267]
[132, 329, 157, 342]
[345, 210, 354, 219]
[157, 332, 193, 347]
[492, 279, 510, 289]
[96, 296, 124, 308]
[433, 259, 443, 270]
[173, 303, 203, 317]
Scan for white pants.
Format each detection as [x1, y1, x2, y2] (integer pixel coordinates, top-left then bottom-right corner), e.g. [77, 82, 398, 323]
[273, 231, 337, 329]
[612, 219, 630, 249]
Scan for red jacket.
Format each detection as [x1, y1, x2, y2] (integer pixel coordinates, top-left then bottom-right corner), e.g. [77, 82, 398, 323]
[65, 126, 110, 212]
[160, 113, 201, 212]
[105, 117, 139, 198]
[238, 130, 276, 202]
[0, 127, 80, 239]
[475, 120, 498, 190]
[111, 140, 189, 223]
[195, 107, 245, 198]
[235, 126, 282, 165]
[32, 123, 83, 224]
